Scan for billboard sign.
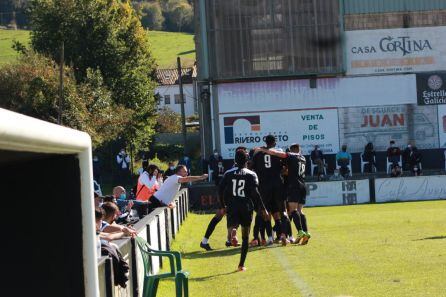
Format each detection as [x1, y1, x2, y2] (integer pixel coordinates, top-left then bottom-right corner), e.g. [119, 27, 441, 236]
[217, 75, 416, 113]
[219, 109, 339, 158]
[346, 26, 446, 75]
[375, 175, 446, 203]
[417, 73, 446, 105]
[339, 104, 439, 152]
[306, 180, 370, 207]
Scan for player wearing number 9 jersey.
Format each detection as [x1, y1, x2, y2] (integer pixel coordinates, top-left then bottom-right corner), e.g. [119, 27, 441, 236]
[252, 135, 284, 244]
[257, 143, 311, 245]
[219, 149, 267, 271]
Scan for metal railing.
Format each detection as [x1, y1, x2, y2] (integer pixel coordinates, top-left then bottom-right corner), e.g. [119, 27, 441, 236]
[97, 188, 189, 297]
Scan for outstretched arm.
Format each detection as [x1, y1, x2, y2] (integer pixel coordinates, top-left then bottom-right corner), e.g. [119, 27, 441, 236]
[178, 174, 208, 183]
[255, 147, 287, 158]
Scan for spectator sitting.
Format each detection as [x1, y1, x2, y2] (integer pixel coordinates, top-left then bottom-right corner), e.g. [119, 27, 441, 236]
[408, 146, 422, 176]
[112, 186, 133, 223]
[402, 143, 413, 171]
[95, 207, 126, 242]
[390, 164, 402, 177]
[163, 161, 176, 180]
[101, 202, 136, 237]
[336, 144, 352, 178]
[329, 168, 344, 181]
[310, 145, 325, 180]
[387, 140, 401, 168]
[135, 164, 159, 202]
[209, 149, 224, 184]
[363, 142, 376, 173]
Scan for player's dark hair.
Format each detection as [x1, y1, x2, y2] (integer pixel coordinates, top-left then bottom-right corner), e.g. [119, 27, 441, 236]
[235, 146, 247, 152]
[290, 143, 300, 153]
[265, 135, 276, 146]
[234, 149, 249, 167]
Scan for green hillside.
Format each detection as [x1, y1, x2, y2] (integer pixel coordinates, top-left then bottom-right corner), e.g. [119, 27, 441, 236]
[0, 29, 195, 68]
[0, 29, 30, 65]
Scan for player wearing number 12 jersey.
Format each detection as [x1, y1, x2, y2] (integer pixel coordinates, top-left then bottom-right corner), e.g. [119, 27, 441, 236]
[258, 143, 311, 245]
[219, 149, 268, 271]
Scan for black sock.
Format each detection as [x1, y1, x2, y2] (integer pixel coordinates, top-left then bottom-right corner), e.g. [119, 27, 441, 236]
[239, 237, 249, 267]
[253, 214, 261, 241]
[204, 215, 222, 239]
[265, 220, 273, 238]
[300, 213, 308, 232]
[274, 219, 282, 237]
[281, 216, 290, 237]
[259, 219, 266, 240]
[291, 210, 303, 231]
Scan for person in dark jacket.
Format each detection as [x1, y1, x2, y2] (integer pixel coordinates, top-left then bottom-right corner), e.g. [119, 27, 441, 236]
[310, 145, 325, 180]
[362, 142, 376, 173]
[209, 149, 224, 184]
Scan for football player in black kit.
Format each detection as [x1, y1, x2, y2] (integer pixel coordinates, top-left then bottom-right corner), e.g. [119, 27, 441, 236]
[200, 147, 248, 251]
[252, 135, 285, 245]
[219, 149, 268, 271]
[256, 143, 311, 245]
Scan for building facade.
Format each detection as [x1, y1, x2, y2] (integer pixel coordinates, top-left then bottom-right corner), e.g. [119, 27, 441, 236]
[195, 0, 446, 170]
[155, 67, 198, 117]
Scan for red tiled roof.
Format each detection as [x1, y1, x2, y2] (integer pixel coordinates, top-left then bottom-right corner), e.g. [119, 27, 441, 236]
[155, 66, 197, 85]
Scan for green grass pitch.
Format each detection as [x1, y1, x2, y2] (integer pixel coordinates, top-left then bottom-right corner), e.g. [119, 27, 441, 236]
[0, 29, 195, 68]
[157, 200, 446, 297]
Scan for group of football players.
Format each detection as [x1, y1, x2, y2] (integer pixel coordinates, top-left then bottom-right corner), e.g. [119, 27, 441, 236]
[199, 135, 311, 271]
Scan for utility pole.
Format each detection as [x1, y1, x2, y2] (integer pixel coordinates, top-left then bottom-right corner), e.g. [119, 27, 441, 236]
[177, 57, 187, 154]
[58, 41, 64, 125]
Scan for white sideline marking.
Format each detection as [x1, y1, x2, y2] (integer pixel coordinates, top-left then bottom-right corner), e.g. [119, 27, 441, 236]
[271, 248, 315, 297]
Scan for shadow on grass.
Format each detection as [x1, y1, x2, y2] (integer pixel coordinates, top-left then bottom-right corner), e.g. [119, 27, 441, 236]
[157, 271, 238, 284]
[414, 235, 446, 241]
[191, 271, 238, 282]
[178, 49, 195, 55]
[182, 245, 282, 259]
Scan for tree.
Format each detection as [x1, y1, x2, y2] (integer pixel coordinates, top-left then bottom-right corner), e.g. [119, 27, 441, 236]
[168, 1, 193, 32]
[0, 51, 131, 148]
[155, 107, 182, 133]
[137, 1, 164, 30]
[163, 0, 193, 32]
[28, 0, 158, 150]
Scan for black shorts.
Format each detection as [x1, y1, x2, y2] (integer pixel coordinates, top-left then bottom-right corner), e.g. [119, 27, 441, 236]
[227, 205, 253, 228]
[259, 181, 283, 213]
[287, 185, 307, 204]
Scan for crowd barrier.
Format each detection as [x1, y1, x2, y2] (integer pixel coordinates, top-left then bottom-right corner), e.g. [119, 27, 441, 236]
[189, 175, 446, 210]
[97, 188, 189, 297]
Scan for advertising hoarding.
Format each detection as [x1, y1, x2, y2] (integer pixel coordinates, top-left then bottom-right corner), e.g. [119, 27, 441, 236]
[219, 109, 339, 158]
[375, 175, 446, 202]
[217, 75, 416, 113]
[306, 179, 370, 207]
[338, 105, 439, 153]
[346, 26, 446, 75]
[416, 73, 446, 105]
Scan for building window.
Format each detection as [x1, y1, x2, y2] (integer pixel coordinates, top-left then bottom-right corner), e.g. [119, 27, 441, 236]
[164, 95, 171, 104]
[174, 94, 184, 104]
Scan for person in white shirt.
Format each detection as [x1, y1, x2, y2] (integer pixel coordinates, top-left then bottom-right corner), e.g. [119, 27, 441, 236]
[150, 165, 208, 209]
